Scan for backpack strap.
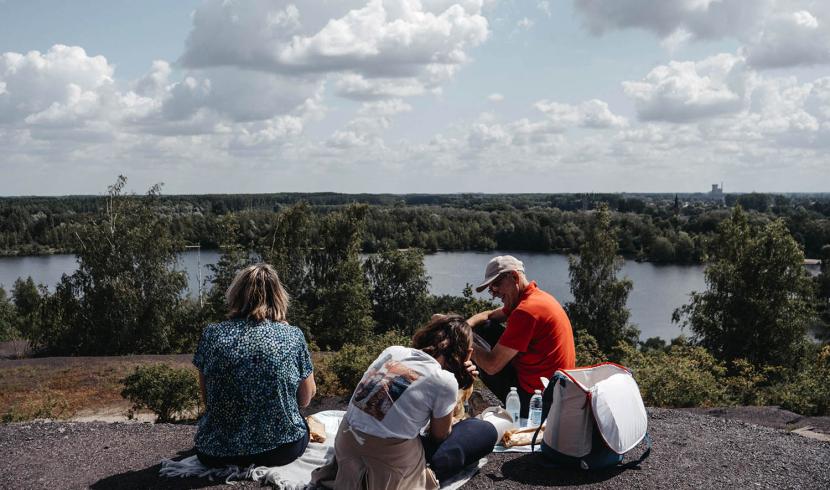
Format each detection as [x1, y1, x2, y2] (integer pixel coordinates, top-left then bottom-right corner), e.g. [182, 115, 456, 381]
[618, 432, 652, 469]
[530, 373, 563, 452]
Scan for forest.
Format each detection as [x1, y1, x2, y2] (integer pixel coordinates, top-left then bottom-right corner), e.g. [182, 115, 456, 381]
[1, 190, 829, 264]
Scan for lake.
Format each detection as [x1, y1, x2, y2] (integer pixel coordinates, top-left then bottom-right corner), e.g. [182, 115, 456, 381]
[0, 250, 706, 341]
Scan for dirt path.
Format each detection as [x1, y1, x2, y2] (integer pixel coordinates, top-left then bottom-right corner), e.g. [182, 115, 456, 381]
[1, 406, 828, 490]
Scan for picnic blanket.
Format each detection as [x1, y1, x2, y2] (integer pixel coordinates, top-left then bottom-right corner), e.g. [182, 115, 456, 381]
[159, 410, 485, 489]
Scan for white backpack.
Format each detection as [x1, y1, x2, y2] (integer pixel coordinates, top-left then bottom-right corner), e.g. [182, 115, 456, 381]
[531, 362, 651, 470]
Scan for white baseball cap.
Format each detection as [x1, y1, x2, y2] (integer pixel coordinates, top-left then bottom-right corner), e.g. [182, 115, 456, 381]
[475, 255, 525, 293]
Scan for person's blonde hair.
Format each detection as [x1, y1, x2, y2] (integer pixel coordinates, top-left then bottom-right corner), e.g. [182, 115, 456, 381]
[226, 263, 289, 322]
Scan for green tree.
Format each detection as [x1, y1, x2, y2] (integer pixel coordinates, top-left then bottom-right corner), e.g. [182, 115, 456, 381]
[673, 207, 815, 369]
[566, 204, 639, 352]
[364, 248, 431, 335]
[203, 216, 255, 323]
[302, 205, 374, 349]
[429, 284, 498, 320]
[254, 203, 315, 334]
[0, 287, 18, 342]
[814, 244, 830, 341]
[31, 176, 190, 355]
[11, 277, 41, 339]
[649, 236, 676, 263]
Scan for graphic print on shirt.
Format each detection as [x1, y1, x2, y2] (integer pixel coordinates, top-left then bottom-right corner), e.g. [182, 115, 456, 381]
[352, 353, 423, 421]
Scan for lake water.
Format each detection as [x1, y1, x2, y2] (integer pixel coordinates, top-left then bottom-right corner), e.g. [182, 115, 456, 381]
[0, 250, 707, 341]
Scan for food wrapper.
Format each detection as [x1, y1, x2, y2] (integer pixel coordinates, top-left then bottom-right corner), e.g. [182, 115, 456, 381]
[306, 415, 326, 443]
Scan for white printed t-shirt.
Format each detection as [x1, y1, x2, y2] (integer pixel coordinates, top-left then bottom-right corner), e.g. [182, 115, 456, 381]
[344, 346, 459, 440]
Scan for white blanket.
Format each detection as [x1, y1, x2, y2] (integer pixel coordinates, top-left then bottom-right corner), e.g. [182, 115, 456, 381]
[159, 410, 485, 489]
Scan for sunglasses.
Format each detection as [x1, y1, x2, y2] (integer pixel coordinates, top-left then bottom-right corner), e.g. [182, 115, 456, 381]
[488, 272, 514, 292]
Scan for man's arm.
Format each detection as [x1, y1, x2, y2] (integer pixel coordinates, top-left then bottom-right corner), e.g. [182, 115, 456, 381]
[467, 308, 507, 328]
[472, 342, 518, 375]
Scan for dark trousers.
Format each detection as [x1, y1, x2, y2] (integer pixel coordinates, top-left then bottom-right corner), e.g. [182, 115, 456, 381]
[196, 429, 310, 468]
[475, 321, 533, 419]
[420, 418, 498, 482]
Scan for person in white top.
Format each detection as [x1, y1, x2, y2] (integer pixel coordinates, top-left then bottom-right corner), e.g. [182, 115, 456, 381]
[328, 314, 498, 489]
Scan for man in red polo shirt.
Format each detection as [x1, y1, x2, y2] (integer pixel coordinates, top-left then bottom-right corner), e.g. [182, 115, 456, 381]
[468, 255, 575, 418]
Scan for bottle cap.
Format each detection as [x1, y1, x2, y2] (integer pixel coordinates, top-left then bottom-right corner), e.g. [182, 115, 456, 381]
[510, 387, 517, 391]
[534, 389, 541, 394]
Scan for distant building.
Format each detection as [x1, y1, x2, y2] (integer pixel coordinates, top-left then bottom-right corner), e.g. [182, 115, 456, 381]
[708, 183, 725, 204]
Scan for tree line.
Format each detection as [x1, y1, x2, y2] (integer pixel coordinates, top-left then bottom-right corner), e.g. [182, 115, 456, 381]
[2, 190, 829, 264]
[1, 179, 829, 415]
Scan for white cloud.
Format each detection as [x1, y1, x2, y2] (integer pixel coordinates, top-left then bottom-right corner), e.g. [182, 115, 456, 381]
[334, 73, 430, 100]
[744, 7, 830, 68]
[573, 0, 830, 69]
[537, 1, 552, 18]
[357, 98, 413, 117]
[325, 98, 413, 151]
[180, 0, 489, 99]
[487, 92, 504, 102]
[0, 45, 114, 125]
[517, 17, 534, 30]
[622, 53, 749, 122]
[660, 28, 693, 53]
[535, 98, 628, 128]
[573, 0, 768, 39]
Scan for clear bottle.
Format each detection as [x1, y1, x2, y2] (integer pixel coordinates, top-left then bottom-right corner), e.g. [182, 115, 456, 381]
[528, 389, 543, 427]
[505, 387, 521, 428]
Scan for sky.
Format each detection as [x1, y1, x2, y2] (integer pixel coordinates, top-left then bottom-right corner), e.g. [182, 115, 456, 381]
[0, 0, 829, 196]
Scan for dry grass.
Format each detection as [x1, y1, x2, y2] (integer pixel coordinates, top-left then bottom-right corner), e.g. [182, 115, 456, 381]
[0, 352, 335, 423]
[0, 356, 193, 422]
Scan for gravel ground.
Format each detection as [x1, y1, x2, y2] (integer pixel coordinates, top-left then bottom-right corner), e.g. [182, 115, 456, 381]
[1, 404, 829, 490]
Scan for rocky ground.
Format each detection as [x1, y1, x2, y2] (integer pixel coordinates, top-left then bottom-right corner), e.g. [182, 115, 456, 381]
[1, 397, 829, 490]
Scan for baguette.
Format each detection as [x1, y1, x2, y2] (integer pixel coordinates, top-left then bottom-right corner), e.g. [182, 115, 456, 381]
[501, 424, 545, 448]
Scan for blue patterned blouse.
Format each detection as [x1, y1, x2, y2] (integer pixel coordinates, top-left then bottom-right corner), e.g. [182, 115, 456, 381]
[193, 318, 313, 457]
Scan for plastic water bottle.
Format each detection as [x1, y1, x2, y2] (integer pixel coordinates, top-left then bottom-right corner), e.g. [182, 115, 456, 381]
[505, 387, 521, 428]
[529, 389, 543, 427]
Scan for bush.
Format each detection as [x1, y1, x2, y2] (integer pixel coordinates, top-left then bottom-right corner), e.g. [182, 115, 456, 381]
[722, 359, 775, 406]
[614, 342, 729, 408]
[574, 329, 604, 366]
[775, 346, 830, 416]
[327, 330, 410, 395]
[120, 364, 200, 422]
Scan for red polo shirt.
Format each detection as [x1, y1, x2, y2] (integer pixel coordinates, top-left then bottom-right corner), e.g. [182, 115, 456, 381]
[497, 281, 576, 393]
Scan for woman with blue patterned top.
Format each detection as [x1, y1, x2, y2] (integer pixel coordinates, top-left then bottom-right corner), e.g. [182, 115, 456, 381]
[193, 263, 316, 468]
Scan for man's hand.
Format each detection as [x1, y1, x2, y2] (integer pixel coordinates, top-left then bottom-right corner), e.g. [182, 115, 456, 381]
[467, 308, 505, 328]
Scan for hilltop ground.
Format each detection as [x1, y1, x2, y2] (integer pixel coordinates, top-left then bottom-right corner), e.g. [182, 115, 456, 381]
[2, 398, 830, 490]
[1, 347, 829, 489]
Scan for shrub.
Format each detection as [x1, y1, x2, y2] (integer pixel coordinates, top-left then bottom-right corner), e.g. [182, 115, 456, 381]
[327, 330, 410, 395]
[775, 346, 830, 416]
[120, 364, 200, 422]
[615, 342, 729, 408]
[574, 329, 604, 366]
[722, 359, 774, 406]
